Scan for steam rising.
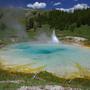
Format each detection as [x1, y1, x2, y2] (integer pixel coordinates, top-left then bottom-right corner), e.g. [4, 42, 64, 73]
[0, 9, 59, 44]
[1, 8, 29, 42]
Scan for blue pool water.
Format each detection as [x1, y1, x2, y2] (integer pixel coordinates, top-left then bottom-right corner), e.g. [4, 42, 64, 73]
[0, 42, 90, 74]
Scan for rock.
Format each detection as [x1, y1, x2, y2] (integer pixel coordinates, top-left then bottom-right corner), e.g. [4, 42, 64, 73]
[65, 36, 87, 42]
[17, 85, 81, 90]
[0, 80, 24, 84]
[45, 85, 64, 90]
[17, 86, 42, 90]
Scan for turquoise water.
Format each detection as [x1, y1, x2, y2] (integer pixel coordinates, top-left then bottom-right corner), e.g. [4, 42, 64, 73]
[0, 42, 90, 74]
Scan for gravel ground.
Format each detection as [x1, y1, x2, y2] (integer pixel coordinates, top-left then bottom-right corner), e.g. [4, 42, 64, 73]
[18, 85, 82, 90]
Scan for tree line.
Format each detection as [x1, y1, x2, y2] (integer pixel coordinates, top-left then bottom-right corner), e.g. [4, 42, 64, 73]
[26, 8, 90, 31]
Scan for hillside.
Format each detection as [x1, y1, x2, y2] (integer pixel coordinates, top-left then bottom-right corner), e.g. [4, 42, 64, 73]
[26, 9, 90, 41]
[0, 8, 90, 45]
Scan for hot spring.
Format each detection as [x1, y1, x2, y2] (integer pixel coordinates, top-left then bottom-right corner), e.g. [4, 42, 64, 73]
[0, 30, 90, 75]
[0, 42, 90, 75]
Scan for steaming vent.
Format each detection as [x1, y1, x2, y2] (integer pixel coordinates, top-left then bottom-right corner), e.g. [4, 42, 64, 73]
[51, 30, 59, 44]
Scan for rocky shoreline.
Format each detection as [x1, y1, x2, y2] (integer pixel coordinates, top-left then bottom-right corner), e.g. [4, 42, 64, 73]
[61, 36, 90, 48]
[18, 85, 82, 90]
[0, 36, 90, 49]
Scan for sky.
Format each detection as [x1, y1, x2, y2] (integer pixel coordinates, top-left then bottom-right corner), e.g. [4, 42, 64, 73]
[0, 0, 90, 10]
